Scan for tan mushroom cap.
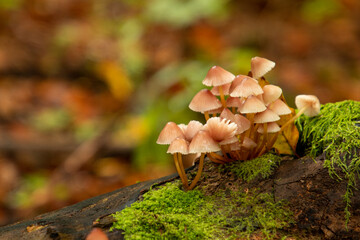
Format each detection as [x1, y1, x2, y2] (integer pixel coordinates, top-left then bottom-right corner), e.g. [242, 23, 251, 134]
[189, 130, 220, 153]
[230, 77, 263, 98]
[268, 99, 291, 115]
[204, 117, 237, 143]
[242, 137, 257, 149]
[257, 122, 280, 133]
[254, 109, 280, 123]
[295, 95, 320, 117]
[205, 107, 223, 115]
[189, 89, 222, 112]
[226, 96, 242, 108]
[211, 83, 231, 96]
[202, 66, 235, 87]
[251, 56, 276, 79]
[229, 141, 241, 151]
[229, 74, 248, 93]
[167, 138, 189, 154]
[182, 120, 204, 142]
[234, 114, 251, 134]
[239, 96, 266, 114]
[262, 85, 282, 105]
[157, 122, 184, 145]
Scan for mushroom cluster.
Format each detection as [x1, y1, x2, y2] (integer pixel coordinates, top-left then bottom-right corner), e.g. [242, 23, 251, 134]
[157, 57, 320, 190]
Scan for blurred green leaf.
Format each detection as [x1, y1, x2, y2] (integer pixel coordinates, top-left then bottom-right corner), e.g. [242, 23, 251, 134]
[301, 0, 341, 23]
[144, 0, 229, 27]
[30, 108, 71, 133]
[0, 0, 23, 10]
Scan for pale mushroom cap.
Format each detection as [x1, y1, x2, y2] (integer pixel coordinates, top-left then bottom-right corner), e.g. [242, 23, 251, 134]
[229, 141, 241, 151]
[239, 96, 266, 114]
[167, 138, 189, 154]
[242, 137, 257, 149]
[220, 136, 239, 145]
[203, 117, 237, 143]
[189, 130, 220, 153]
[205, 107, 223, 115]
[230, 77, 263, 98]
[189, 89, 222, 112]
[234, 114, 251, 134]
[268, 99, 291, 115]
[157, 122, 184, 145]
[295, 95, 321, 117]
[229, 74, 248, 93]
[226, 96, 242, 108]
[183, 120, 204, 142]
[202, 66, 235, 87]
[262, 85, 282, 105]
[254, 109, 280, 123]
[211, 83, 231, 96]
[257, 122, 281, 133]
[220, 108, 236, 123]
[251, 57, 276, 79]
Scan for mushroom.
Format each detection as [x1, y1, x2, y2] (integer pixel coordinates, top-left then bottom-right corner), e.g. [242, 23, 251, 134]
[268, 99, 292, 116]
[167, 138, 190, 189]
[188, 130, 221, 189]
[262, 85, 282, 106]
[251, 57, 276, 80]
[156, 122, 184, 145]
[189, 89, 222, 120]
[202, 66, 235, 107]
[230, 77, 263, 98]
[259, 94, 320, 156]
[226, 96, 242, 113]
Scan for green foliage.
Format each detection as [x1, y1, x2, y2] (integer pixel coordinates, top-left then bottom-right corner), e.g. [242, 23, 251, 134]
[0, 0, 23, 10]
[30, 108, 71, 133]
[296, 100, 360, 224]
[144, 0, 229, 28]
[301, 0, 341, 23]
[112, 181, 293, 239]
[220, 153, 281, 182]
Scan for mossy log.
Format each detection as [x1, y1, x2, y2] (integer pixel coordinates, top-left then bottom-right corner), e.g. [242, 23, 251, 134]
[0, 155, 359, 239]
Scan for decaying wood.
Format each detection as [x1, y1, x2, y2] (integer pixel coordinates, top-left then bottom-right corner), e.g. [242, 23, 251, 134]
[0, 155, 359, 239]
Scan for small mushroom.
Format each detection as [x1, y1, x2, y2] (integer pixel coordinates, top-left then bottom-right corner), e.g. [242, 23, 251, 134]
[189, 89, 222, 120]
[167, 138, 190, 189]
[251, 57, 276, 80]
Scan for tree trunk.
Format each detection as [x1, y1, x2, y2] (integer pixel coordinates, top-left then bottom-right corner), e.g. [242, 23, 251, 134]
[0, 155, 359, 239]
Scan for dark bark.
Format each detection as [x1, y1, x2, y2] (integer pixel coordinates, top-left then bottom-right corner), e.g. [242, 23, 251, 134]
[0, 155, 359, 239]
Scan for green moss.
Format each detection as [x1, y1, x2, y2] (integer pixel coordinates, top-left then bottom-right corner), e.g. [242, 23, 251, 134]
[219, 153, 282, 182]
[111, 181, 293, 239]
[296, 100, 360, 224]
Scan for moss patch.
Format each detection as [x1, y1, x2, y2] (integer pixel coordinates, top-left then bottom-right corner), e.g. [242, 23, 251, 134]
[296, 100, 360, 224]
[111, 181, 293, 239]
[219, 152, 282, 182]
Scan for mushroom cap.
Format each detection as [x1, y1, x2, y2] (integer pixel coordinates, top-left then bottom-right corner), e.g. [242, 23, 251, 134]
[202, 66, 235, 87]
[234, 114, 251, 134]
[226, 96, 242, 108]
[157, 122, 184, 145]
[268, 99, 291, 115]
[262, 85, 282, 105]
[229, 141, 241, 151]
[242, 137, 257, 149]
[189, 89, 222, 112]
[211, 83, 231, 96]
[182, 120, 204, 142]
[251, 57, 276, 79]
[167, 138, 189, 154]
[189, 130, 220, 153]
[220, 108, 236, 122]
[229, 74, 248, 93]
[295, 95, 320, 117]
[230, 77, 263, 98]
[203, 117, 237, 143]
[205, 107, 223, 115]
[254, 109, 280, 123]
[257, 122, 280, 134]
[239, 96, 266, 114]
[219, 136, 239, 145]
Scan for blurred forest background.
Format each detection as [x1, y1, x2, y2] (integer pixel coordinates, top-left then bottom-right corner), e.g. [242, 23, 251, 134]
[0, 0, 359, 226]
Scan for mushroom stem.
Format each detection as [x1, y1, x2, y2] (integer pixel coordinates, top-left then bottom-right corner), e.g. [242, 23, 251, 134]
[245, 113, 255, 138]
[218, 85, 227, 108]
[204, 111, 210, 121]
[259, 107, 307, 156]
[173, 153, 189, 190]
[231, 107, 236, 114]
[188, 153, 205, 190]
[253, 123, 267, 158]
